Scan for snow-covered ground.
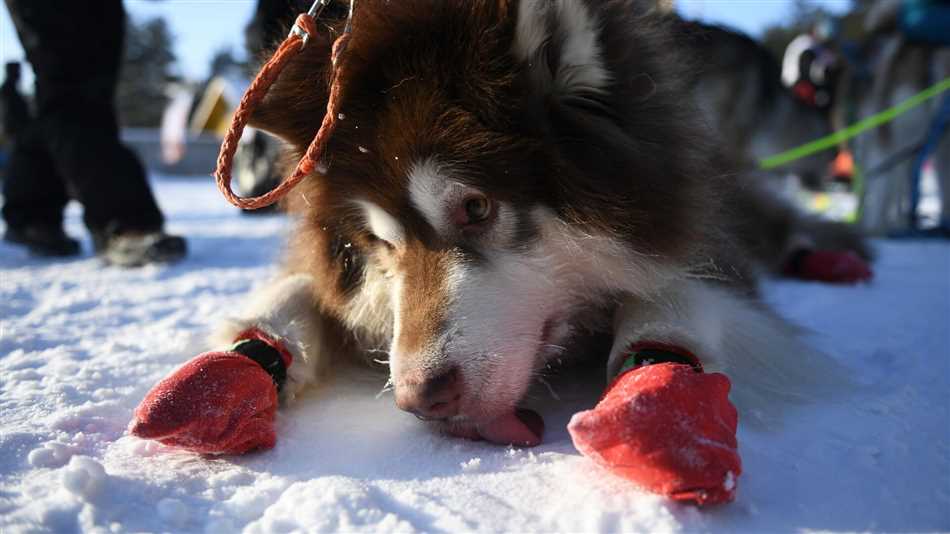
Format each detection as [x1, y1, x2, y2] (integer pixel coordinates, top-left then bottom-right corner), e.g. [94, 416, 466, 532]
[1, 176, 948, 533]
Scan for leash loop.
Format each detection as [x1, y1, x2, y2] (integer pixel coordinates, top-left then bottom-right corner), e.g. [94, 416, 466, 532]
[214, 0, 354, 210]
[291, 0, 332, 46]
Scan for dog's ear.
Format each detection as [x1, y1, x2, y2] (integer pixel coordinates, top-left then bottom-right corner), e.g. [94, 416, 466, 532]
[248, 29, 337, 150]
[511, 0, 716, 253]
[512, 0, 641, 159]
[513, 0, 646, 179]
[514, 0, 612, 105]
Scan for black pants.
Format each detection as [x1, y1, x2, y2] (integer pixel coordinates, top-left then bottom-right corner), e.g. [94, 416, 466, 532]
[246, 0, 303, 57]
[2, 0, 163, 234]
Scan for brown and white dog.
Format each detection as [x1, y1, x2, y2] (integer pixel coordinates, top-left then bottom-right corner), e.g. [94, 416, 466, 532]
[212, 0, 867, 446]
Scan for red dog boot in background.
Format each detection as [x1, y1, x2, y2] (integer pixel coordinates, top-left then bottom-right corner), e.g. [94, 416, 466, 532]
[784, 248, 873, 283]
[568, 345, 741, 506]
[128, 329, 292, 455]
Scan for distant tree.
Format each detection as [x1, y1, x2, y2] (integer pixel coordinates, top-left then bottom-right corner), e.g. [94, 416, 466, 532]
[209, 47, 249, 78]
[117, 17, 179, 128]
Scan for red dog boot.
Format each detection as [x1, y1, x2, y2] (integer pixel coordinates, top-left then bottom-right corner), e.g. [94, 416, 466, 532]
[568, 345, 741, 506]
[128, 329, 292, 455]
[784, 249, 873, 283]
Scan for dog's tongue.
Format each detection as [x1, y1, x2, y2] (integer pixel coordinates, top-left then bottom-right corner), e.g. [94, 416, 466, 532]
[478, 409, 544, 447]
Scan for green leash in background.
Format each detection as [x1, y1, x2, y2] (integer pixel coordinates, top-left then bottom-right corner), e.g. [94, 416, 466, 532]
[758, 77, 950, 224]
[759, 77, 950, 171]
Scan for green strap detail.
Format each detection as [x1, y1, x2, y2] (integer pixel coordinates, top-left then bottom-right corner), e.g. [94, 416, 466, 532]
[618, 355, 643, 376]
[760, 77, 950, 170]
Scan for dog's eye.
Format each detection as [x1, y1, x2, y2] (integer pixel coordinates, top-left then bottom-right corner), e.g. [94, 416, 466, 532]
[462, 194, 493, 225]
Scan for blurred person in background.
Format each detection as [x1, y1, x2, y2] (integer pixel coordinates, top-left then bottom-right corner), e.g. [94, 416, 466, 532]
[780, 14, 858, 185]
[1, 0, 186, 266]
[899, 0, 950, 235]
[857, 0, 950, 235]
[782, 15, 842, 111]
[0, 62, 28, 181]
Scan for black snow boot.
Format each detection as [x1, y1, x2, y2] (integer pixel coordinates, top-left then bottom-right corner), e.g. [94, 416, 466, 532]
[92, 229, 187, 267]
[4, 225, 81, 257]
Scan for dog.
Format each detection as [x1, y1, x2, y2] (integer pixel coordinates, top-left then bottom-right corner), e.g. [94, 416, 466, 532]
[672, 19, 836, 189]
[208, 0, 869, 446]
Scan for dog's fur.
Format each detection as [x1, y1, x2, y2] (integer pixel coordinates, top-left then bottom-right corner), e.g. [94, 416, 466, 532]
[214, 0, 867, 440]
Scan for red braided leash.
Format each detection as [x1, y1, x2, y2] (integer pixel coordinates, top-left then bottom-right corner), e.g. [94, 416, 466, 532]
[214, 0, 353, 210]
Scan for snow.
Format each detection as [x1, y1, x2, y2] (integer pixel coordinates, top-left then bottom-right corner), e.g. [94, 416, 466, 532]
[61, 457, 107, 500]
[2, 175, 949, 533]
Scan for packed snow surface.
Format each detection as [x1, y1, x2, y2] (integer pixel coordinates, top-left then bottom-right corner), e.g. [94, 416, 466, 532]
[1, 176, 949, 533]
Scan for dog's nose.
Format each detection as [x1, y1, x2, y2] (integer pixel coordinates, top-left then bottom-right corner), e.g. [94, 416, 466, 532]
[395, 367, 462, 420]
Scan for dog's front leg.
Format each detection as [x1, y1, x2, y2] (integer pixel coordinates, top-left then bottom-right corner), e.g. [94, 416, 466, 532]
[211, 273, 333, 403]
[130, 273, 338, 454]
[607, 279, 729, 380]
[569, 279, 748, 504]
[607, 278, 843, 419]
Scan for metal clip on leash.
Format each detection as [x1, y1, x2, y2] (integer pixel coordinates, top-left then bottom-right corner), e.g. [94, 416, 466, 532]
[214, 0, 355, 210]
[290, 0, 331, 46]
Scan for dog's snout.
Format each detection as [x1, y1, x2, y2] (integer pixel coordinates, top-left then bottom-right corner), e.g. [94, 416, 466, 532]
[395, 367, 462, 420]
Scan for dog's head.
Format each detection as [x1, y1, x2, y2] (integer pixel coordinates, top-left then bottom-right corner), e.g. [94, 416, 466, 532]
[252, 0, 719, 444]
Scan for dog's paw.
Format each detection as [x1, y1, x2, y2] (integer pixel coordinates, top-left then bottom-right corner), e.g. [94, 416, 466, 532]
[568, 363, 741, 505]
[785, 249, 873, 284]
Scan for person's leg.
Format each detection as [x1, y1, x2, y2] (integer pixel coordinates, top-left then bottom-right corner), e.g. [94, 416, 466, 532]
[933, 50, 950, 233]
[909, 95, 950, 230]
[5, 0, 184, 264]
[1, 62, 30, 137]
[1, 124, 81, 256]
[937, 132, 950, 234]
[6, 0, 164, 232]
[41, 103, 165, 236]
[1, 59, 79, 255]
[2, 128, 67, 230]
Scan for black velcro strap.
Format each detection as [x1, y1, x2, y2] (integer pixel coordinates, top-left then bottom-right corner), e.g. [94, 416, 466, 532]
[232, 339, 288, 392]
[631, 348, 699, 369]
[620, 347, 703, 375]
